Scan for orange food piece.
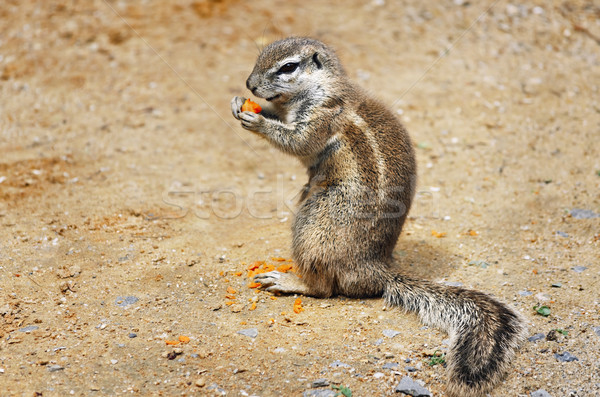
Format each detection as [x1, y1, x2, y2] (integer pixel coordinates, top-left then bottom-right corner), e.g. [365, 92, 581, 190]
[225, 301, 235, 306]
[234, 271, 243, 276]
[179, 335, 190, 343]
[247, 261, 263, 271]
[431, 230, 447, 238]
[227, 286, 237, 294]
[249, 302, 257, 311]
[165, 340, 180, 346]
[241, 98, 262, 113]
[248, 282, 261, 289]
[271, 257, 287, 262]
[277, 264, 294, 273]
[293, 297, 304, 314]
[225, 294, 236, 300]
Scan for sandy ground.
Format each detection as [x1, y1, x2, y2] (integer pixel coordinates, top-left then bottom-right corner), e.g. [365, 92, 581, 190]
[1, 0, 599, 396]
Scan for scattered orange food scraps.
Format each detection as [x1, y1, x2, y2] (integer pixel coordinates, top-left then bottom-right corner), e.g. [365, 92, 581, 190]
[248, 282, 261, 289]
[293, 297, 304, 314]
[178, 335, 190, 343]
[225, 301, 235, 306]
[227, 286, 237, 294]
[249, 302, 257, 311]
[240, 321, 247, 325]
[225, 294, 236, 300]
[271, 257, 287, 261]
[241, 98, 262, 113]
[165, 340, 180, 346]
[431, 230, 447, 238]
[468, 230, 479, 236]
[532, 269, 538, 274]
[234, 271, 243, 276]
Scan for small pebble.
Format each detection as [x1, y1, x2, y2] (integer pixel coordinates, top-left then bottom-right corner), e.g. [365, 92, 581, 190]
[531, 389, 552, 397]
[110, 359, 118, 365]
[554, 352, 579, 362]
[195, 378, 206, 387]
[128, 333, 137, 338]
[173, 348, 183, 355]
[303, 390, 336, 397]
[329, 360, 351, 368]
[373, 338, 383, 346]
[373, 372, 385, 378]
[551, 283, 562, 288]
[394, 376, 431, 396]
[406, 366, 418, 372]
[519, 290, 533, 296]
[47, 364, 64, 372]
[383, 362, 399, 370]
[18, 325, 39, 333]
[311, 379, 330, 388]
[382, 329, 401, 338]
[237, 328, 258, 338]
[115, 296, 138, 307]
[593, 326, 600, 337]
[527, 333, 545, 342]
[444, 281, 463, 287]
[570, 208, 599, 219]
[572, 266, 587, 273]
[555, 231, 569, 238]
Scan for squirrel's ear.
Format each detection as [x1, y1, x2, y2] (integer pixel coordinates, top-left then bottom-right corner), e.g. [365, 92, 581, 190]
[312, 52, 323, 69]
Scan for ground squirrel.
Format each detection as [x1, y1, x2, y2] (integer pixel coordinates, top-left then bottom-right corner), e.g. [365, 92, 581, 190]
[230, 37, 526, 397]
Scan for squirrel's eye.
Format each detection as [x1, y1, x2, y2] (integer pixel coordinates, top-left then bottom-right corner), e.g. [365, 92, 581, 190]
[277, 62, 299, 74]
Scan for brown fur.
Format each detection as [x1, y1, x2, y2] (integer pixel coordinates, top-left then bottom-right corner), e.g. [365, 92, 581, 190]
[231, 37, 526, 396]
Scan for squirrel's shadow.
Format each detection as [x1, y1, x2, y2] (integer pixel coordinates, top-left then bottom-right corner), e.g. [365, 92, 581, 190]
[391, 237, 462, 282]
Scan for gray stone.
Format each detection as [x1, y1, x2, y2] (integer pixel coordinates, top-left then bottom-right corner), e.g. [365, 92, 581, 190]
[18, 325, 39, 332]
[519, 290, 533, 296]
[303, 390, 336, 397]
[311, 379, 330, 388]
[394, 376, 431, 396]
[47, 364, 64, 372]
[383, 329, 401, 338]
[373, 338, 383, 346]
[444, 281, 463, 287]
[527, 333, 545, 342]
[554, 352, 579, 362]
[329, 360, 351, 368]
[555, 231, 569, 238]
[570, 208, 599, 219]
[128, 333, 137, 338]
[383, 362, 399, 370]
[406, 366, 417, 372]
[531, 389, 552, 397]
[237, 328, 258, 338]
[572, 266, 587, 273]
[115, 296, 139, 307]
[593, 326, 600, 337]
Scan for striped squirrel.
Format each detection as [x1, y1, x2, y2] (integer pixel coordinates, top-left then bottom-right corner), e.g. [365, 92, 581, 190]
[230, 37, 526, 397]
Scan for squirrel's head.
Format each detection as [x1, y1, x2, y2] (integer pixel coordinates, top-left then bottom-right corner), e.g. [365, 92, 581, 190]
[246, 37, 345, 104]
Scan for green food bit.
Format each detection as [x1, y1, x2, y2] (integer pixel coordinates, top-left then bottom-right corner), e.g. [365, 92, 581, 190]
[533, 305, 551, 317]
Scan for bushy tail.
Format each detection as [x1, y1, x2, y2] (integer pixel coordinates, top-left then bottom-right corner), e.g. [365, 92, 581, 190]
[383, 273, 527, 397]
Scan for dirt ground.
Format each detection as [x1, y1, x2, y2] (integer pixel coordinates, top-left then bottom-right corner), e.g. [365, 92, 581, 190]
[1, 0, 599, 396]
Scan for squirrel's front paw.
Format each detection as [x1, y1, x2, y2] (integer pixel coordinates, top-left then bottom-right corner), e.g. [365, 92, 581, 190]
[239, 111, 265, 133]
[230, 96, 246, 120]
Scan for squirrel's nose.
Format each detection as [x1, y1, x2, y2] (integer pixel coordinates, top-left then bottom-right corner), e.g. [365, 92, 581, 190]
[246, 78, 258, 96]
